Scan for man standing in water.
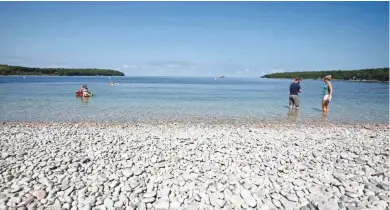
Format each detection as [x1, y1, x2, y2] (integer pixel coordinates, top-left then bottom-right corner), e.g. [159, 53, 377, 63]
[289, 77, 302, 111]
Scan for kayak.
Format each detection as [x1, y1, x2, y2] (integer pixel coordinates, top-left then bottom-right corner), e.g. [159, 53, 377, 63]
[76, 91, 94, 97]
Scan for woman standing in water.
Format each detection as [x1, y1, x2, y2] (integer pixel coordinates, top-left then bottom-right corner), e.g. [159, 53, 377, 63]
[322, 75, 333, 113]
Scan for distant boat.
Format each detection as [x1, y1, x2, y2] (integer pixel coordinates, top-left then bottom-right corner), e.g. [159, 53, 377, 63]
[220, 76, 225, 79]
[109, 76, 111, 79]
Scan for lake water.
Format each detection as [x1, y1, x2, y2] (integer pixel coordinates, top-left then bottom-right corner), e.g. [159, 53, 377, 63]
[0, 76, 388, 124]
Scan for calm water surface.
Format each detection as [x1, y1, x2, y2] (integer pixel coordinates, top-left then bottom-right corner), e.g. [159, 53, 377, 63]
[0, 76, 388, 124]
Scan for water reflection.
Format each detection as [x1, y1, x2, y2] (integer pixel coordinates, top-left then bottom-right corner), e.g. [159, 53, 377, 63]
[76, 96, 90, 104]
[287, 110, 300, 122]
[320, 111, 328, 121]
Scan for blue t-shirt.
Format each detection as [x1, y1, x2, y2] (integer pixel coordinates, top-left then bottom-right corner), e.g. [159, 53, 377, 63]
[289, 82, 301, 95]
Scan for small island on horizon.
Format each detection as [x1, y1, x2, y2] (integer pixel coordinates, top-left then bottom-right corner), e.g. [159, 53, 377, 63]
[0, 64, 125, 76]
[261, 67, 389, 82]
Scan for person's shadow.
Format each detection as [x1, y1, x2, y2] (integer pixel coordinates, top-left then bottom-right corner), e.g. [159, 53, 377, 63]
[312, 107, 323, 112]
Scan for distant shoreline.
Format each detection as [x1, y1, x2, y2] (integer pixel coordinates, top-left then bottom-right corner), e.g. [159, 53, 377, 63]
[0, 64, 125, 76]
[262, 68, 389, 82]
[263, 78, 389, 83]
[0, 74, 124, 77]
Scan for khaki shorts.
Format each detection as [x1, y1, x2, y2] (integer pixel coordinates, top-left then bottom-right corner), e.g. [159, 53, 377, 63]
[289, 94, 300, 107]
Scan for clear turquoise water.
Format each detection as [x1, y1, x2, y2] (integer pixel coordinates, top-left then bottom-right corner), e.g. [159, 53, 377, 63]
[0, 76, 388, 124]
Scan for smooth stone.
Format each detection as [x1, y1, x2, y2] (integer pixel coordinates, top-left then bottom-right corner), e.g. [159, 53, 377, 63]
[129, 180, 140, 189]
[240, 189, 257, 208]
[64, 186, 74, 196]
[114, 201, 123, 207]
[103, 198, 114, 209]
[286, 194, 298, 202]
[209, 194, 218, 207]
[141, 197, 155, 203]
[345, 192, 359, 198]
[122, 168, 133, 178]
[84, 196, 96, 206]
[33, 190, 47, 200]
[0, 194, 10, 203]
[292, 179, 305, 187]
[368, 196, 379, 202]
[6, 175, 14, 182]
[10, 186, 23, 193]
[296, 191, 305, 198]
[68, 168, 78, 173]
[110, 181, 119, 188]
[64, 196, 73, 204]
[153, 198, 170, 210]
[137, 202, 147, 210]
[133, 167, 144, 176]
[91, 185, 99, 193]
[170, 199, 181, 209]
[300, 206, 310, 210]
[80, 204, 92, 210]
[185, 203, 198, 210]
[312, 151, 321, 158]
[143, 191, 157, 198]
[272, 199, 282, 208]
[98, 174, 108, 182]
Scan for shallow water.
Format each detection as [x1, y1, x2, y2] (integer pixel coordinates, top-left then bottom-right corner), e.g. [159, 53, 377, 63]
[0, 76, 388, 124]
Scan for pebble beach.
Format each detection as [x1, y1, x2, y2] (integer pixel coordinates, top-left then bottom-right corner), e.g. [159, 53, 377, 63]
[0, 122, 389, 210]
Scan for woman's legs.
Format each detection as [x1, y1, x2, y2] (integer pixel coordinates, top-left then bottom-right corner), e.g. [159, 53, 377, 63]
[324, 101, 330, 112]
[321, 110, 328, 121]
[322, 95, 330, 112]
[322, 100, 326, 112]
[322, 100, 330, 112]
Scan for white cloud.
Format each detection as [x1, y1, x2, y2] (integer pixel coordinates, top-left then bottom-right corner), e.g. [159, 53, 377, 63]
[166, 64, 180, 68]
[269, 68, 285, 73]
[47, 65, 68, 68]
[122, 64, 138, 69]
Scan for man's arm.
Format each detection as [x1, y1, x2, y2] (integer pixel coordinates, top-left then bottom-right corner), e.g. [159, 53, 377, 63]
[298, 84, 302, 93]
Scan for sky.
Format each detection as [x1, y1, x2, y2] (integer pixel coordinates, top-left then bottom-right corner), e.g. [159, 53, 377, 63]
[0, 1, 388, 77]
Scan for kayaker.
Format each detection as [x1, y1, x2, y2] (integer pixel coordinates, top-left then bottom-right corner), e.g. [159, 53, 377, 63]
[79, 84, 90, 96]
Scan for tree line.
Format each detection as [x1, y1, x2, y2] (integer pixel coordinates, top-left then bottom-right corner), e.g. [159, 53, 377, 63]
[261, 68, 389, 82]
[0, 64, 125, 76]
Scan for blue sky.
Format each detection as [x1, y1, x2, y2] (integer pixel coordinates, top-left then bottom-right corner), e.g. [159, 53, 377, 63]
[0, 2, 388, 77]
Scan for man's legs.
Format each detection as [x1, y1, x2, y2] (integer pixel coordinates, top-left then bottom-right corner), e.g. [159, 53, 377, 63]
[292, 95, 300, 111]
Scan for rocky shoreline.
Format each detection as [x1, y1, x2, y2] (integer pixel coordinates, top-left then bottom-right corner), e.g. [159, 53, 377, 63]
[0, 122, 389, 210]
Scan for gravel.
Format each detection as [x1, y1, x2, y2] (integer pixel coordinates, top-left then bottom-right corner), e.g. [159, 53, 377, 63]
[0, 122, 388, 210]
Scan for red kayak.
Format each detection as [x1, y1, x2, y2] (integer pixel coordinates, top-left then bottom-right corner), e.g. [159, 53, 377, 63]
[76, 91, 83, 96]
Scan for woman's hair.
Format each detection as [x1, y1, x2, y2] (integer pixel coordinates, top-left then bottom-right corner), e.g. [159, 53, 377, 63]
[82, 84, 87, 88]
[324, 75, 332, 81]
